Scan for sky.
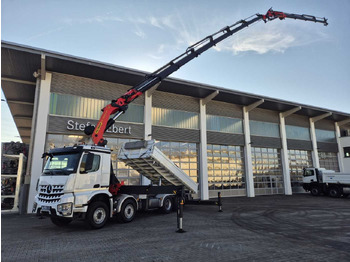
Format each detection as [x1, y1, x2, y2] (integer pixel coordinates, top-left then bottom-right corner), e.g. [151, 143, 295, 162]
[1, 0, 350, 142]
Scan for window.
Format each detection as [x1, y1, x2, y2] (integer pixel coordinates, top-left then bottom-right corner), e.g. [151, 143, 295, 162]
[50, 93, 144, 123]
[251, 147, 283, 195]
[206, 115, 243, 134]
[288, 150, 313, 189]
[303, 169, 314, 177]
[318, 152, 339, 171]
[207, 144, 245, 190]
[344, 147, 350, 158]
[43, 153, 81, 175]
[152, 107, 199, 129]
[47, 156, 68, 169]
[80, 154, 100, 173]
[286, 125, 310, 140]
[250, 121, 280, 138]
[156, 141, 198, 183]
[315, 129, 336, 143]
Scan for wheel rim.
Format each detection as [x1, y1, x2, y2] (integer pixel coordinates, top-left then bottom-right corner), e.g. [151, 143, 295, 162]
[164, 199, 172, 210]
[330, 189, 337, 197]
[124, 204, 135, 219]
[311, 188, 318, 195]
[93, 207, 106, 225]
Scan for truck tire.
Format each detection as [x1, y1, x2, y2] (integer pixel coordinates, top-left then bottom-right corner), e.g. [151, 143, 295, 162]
[161, 196, 173, 214]
[85, 201, 109, 229]
[341, 194, 349, 198]
[50, 216, 72, 227]
[310, 186, 321, 196]
[328, 187, 341, 198]
[117, 199, 136, 223]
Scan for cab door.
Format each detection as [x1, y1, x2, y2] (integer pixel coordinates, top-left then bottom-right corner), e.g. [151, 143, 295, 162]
[75, 152, 102, 190]
[303, 169, 316, 184]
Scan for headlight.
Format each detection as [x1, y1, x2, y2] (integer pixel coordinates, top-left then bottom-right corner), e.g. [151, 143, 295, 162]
[57, 202, 73, 216]
[32, 202, 37, 213]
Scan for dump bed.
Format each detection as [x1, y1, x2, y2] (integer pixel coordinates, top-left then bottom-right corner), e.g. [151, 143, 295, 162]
[322, 172, 350, 185]
[118, 140, 198, 193]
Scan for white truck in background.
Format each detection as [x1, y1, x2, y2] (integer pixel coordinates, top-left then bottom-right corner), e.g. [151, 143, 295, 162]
[302, 167, 350, 198]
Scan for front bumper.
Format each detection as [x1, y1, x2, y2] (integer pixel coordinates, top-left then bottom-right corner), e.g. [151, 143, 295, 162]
[33, 193, 76, 218]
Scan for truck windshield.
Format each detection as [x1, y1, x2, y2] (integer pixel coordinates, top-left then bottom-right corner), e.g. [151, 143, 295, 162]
[43, 153, 81, 176]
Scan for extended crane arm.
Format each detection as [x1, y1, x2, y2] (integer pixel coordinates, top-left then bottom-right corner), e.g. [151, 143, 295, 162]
[262, 9, 328, 25]
[84, 8, 327, 146]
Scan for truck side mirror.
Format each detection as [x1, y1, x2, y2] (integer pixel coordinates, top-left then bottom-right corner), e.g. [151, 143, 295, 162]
[82, 153, 94, 173]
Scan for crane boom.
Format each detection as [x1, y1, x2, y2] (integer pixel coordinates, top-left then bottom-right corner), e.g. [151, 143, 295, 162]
[84, 8, 328, 146]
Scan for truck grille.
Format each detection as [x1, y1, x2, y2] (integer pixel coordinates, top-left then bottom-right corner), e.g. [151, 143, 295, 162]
[38, 185, 64, 203]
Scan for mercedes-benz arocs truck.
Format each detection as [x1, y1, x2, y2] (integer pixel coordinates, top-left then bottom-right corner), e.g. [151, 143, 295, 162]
[33, 140, 198, 229]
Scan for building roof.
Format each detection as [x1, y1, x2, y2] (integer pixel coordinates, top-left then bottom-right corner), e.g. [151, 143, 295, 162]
[2, 41, 350, 143]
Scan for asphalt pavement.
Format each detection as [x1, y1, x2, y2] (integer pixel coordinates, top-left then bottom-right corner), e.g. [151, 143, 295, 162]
[2, 194, 350, 262]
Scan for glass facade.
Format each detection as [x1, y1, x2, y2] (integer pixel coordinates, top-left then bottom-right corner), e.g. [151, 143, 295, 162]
[155, 141, 198, 182]
[318, 152, 339, 171]
[250, 121, 280, 137]
[152, 107, 199, 129]
[288, 150, 313, 191]
[50, 93, 144, 123]
[286, 125, 311, 140]
[207, 144, 245, 190]
[206, 115, 243, 134]
[45, 135, 141, 185]
[251, 147, 283, 195]
[315, 129, 336, 143]
[44, 92, 342, 197]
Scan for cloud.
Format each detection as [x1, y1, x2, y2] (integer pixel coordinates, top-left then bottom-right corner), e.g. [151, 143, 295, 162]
[130, 14, 329, 60]
[149, 16, 163, 28]
[134, 29, 146, 38]
[228, 32, 296, 54]
[134, 23, 146, 38]
[213, 23, 328, 55]
[146, 44, 166, 60]
[61, 16, 123, 25]
[26, 26, 65, 41]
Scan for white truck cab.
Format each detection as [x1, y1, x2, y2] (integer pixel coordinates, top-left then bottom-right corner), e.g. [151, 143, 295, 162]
[33, 143, 177, 229]
[302, 167, 350, 198]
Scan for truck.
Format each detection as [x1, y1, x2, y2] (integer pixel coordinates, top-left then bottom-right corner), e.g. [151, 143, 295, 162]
[34, 140, 196, 229]
[302, 167, 350, 198]
[32, 9, 328, 229]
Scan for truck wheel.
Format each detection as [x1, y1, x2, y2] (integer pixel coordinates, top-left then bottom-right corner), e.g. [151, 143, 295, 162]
[86, 201, 109, 229]
[328, 187, 341, 198]
[50, 216, 72, 227]
[341, 194, 349, 198]
[161, 196, 173, 214]
[118, 199, 136, 223]
[310, 186, 321, 196]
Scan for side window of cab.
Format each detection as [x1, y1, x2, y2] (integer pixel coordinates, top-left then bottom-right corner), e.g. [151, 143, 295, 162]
[304, 170, 314, 177]
[80, 153, 101, 173]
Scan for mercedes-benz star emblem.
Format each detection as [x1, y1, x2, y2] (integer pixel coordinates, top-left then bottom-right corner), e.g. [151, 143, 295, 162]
[47, 185, 52, 193]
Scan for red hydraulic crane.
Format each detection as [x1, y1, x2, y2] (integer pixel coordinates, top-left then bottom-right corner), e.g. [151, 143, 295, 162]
[84, 8, 328, 146]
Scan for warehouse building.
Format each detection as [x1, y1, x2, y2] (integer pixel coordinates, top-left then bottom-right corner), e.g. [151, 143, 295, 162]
[2, 41, 350, 213]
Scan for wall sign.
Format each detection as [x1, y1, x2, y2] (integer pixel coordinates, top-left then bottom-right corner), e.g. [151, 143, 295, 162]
[66, 120, 131, 135]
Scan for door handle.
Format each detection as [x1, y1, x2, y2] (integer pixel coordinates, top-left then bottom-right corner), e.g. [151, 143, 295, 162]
[93, 184, 100, 188]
